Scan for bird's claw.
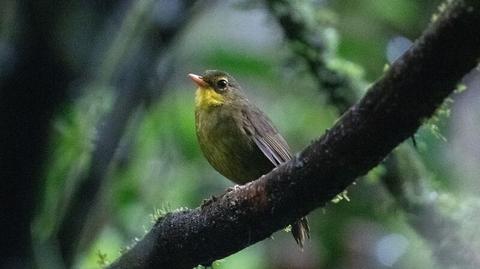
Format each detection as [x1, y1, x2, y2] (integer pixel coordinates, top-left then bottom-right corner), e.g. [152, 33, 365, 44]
[201, 195, 218, 209]
[201, 185, 241, 209]
[226, 184, 241, 192]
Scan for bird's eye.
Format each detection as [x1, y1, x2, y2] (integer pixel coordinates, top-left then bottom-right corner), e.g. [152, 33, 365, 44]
[216, 79, 228, 89]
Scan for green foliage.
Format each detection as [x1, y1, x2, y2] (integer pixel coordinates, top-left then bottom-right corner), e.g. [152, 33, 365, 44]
[34, 87, 114, 240]
[366, 164, 387, 184]
[150, 205, 190, 223]
[96, 250, 109, 267]
[331, 190, 351, 203]
[454, 83, 468, 93]
[425, 95, 454, 143]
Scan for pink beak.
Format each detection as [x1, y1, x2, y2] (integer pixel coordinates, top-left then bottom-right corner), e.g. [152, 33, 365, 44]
[188, 73, 209, 88]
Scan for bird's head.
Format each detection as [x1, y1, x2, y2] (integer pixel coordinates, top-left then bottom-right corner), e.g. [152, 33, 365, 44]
[189, 70, 245, 110]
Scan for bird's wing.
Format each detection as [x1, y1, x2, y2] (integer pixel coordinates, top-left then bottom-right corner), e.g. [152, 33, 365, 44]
[242, 107, 292, 166]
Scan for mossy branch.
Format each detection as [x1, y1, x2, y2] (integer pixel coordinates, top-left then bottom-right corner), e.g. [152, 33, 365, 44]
[109, 1, 480, 268]
[269, 1, 480, 268]
[265, 0, 363, 112]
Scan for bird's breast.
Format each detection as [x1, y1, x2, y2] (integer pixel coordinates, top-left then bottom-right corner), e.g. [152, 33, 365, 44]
[195, 107, 273, 184]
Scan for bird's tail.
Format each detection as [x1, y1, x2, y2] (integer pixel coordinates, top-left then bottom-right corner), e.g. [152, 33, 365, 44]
[291, 216, 310, 249]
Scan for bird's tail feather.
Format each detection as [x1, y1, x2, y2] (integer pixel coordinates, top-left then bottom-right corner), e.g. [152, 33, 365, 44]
[291, 216, 310, 249]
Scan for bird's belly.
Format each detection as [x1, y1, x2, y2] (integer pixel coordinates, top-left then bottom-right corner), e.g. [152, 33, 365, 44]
[196, 111, 273, 184]
[205, 137, 273, 184]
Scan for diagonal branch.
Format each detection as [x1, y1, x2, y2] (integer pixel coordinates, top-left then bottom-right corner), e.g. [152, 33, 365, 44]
[265, 0, 362, 112]
[108, 1, 480, 268]
[267, 2, 479, 268]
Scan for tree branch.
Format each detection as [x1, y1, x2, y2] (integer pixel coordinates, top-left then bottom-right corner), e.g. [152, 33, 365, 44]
[55, 0, 200, 266]
[267, 1, 480, 268]
[109, 1, 480, 268]
[265, 0, 362, 112]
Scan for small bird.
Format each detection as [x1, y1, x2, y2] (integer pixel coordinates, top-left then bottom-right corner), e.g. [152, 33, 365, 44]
[189, 70, 310, 248]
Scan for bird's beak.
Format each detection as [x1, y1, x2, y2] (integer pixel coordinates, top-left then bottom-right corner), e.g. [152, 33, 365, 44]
[188, 73, 209, 88]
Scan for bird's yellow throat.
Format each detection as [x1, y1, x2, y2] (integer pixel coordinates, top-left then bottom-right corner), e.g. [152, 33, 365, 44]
[195, 87, 225, 109]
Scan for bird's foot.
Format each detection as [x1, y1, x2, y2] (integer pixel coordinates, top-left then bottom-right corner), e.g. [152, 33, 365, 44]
[226, 184, 241, 192]
[201, 185, 242, 209]
[201, 195, 218, 209]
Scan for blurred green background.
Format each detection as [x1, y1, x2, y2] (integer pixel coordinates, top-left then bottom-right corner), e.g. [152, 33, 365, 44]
[3, 0, 480, 268]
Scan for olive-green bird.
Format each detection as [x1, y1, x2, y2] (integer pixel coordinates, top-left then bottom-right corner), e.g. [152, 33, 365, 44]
[189, 70, 310, 248]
